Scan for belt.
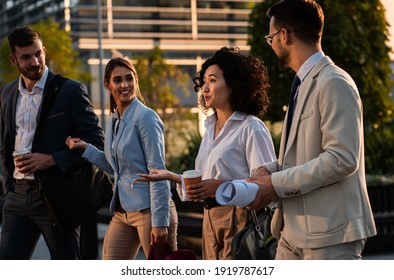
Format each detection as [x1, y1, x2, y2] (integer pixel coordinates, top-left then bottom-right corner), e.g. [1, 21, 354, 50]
[15, 179, 36, 186]
[203, 197, 222, 209]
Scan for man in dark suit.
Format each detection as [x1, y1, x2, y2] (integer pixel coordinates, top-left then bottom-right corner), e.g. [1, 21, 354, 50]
[0, 26, 104, 259]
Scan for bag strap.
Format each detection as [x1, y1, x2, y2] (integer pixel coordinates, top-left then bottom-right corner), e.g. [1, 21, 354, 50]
[34, 74, 67, 148]
[249, 208, 275, 247]
[40, 74, 67, 119]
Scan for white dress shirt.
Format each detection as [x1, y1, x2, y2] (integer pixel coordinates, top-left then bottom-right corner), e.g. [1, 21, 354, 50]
[195, 111, 277, 181]
[13, 66, 49, 179]
[296, 51, 325, 99]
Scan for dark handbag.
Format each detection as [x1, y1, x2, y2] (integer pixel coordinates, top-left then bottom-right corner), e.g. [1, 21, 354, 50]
[147, 242, 198, 260]
[231, 207, 278, 260]
[39, 162, 113, 233]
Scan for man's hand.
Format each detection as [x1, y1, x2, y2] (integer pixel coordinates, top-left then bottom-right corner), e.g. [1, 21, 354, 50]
[252, 166, 270, 177]
[246, 174, 279, 211]
[14, 153, 56, 175]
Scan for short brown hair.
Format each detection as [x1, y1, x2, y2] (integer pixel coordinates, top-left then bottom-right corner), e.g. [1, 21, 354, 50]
[267, 0, 324, 44]
[8, 26, 42, 53]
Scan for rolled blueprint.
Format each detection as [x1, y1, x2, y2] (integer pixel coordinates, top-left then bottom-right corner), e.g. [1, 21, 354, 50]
[215, 180, 259, 207]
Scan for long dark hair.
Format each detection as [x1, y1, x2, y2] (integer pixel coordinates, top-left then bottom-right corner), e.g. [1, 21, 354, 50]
[104, 57, 145, 113]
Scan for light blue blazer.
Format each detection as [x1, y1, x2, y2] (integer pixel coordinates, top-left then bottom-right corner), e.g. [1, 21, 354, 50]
[83, 98, 170, 227]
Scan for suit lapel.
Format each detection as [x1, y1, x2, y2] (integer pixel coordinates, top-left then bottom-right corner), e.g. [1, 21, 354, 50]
[284, 56, 333, 157]
[108, 99, 141, 170]
[32, 71, 54, 149]
[105, 117, 117, 169]
[8, 81, 19, 149]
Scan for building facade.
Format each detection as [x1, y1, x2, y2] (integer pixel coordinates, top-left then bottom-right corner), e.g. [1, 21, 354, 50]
[1, 0, 259, 107]
[0, 0, 259, 154]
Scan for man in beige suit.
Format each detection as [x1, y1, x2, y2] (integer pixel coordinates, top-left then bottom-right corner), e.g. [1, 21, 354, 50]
[247, 0, 376, 259]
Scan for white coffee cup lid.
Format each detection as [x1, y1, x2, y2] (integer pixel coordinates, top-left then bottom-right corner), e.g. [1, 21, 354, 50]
[182, 170, 202, 178]
[12, 149, 30, 156]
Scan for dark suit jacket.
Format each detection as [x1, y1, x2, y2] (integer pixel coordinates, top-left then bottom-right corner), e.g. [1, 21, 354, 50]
[0, 70, 104, 195]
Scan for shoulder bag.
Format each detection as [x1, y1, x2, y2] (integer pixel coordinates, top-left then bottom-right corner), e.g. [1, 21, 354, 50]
[39, 162, 113, 233]
[231, 207, 278, 260]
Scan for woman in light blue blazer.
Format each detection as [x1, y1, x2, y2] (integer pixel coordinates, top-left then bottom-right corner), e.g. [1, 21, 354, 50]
[66, 57, 177, 259]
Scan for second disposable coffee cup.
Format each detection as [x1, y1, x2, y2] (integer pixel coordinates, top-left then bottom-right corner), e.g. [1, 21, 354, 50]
[182, 170, 202, 188]
[13, 149, 30, 171]
[12, 149, 30, 157]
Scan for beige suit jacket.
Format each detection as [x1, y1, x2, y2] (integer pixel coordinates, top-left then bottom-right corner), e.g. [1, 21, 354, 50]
[263, 56, 376, 248]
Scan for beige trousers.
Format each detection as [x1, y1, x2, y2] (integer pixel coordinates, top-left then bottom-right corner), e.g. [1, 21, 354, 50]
[202, 205, 247, 260]
[276, 234, 366, 260]
[101, 199, 178, 260]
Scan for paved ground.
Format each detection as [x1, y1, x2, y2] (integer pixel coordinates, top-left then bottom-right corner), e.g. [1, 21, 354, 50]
[31, 223, 146, 260]
[29, 224, 394, 260]
[0, 223, 392, 260]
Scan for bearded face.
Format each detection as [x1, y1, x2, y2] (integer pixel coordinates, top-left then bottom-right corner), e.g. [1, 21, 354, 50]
[10, 38, 46, 82]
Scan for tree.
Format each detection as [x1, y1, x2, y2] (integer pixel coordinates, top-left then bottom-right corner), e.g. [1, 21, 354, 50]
[133, 47, 197, 159]
[248, 0, 394, 128]
[0, 18, 90, 87]
[134, 47, 190, 111]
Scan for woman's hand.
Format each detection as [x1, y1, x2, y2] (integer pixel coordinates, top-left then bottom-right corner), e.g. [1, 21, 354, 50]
[136, 169, 180, 183]
[151, 227, 168, 245]
[65, 136, 88, 151]
[186, 179, 224, 201]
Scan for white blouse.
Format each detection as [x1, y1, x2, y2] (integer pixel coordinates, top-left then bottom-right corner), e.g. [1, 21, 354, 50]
[195, 111, 277, 181]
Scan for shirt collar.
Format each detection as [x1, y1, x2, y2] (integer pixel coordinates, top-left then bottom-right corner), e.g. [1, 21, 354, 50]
[297, 51, 325, 82]
[204, 111, 247, 128]
[17, 66, 49, 93]
[114, 97, 139, 121]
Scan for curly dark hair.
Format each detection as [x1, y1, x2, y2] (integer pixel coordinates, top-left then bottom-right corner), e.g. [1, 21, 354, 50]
[193, 46, 270, 118]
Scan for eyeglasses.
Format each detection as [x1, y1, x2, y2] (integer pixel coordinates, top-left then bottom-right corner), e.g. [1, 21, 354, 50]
[264, 30, 281, 46]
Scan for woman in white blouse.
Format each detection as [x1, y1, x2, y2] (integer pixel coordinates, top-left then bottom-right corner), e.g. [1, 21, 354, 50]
[138, 47, 276, 259]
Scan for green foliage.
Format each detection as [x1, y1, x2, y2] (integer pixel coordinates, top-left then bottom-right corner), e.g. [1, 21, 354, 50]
[0, 39, 15, 85]
[248, 0, 293, 123]
[166, 131, 202, 173]
[248, 0, 394, 127]
[248, 0, 394, 176]
[321, 0, 394, 127]
[365, 123, 394, 175]
[270, 131, 281, 157]
[133, 47, 193, 159]
[0, 18, 90, 87]
[133, 47, 190, 111]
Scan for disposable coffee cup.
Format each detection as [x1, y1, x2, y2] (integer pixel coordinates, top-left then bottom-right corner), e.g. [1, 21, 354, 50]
[13, 149, 30, 172]
[12, 149, 30, 157]
[182, 170, 202, 188]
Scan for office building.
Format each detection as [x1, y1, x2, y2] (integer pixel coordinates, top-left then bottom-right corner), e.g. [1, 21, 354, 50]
[1, 0, 258, 105]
